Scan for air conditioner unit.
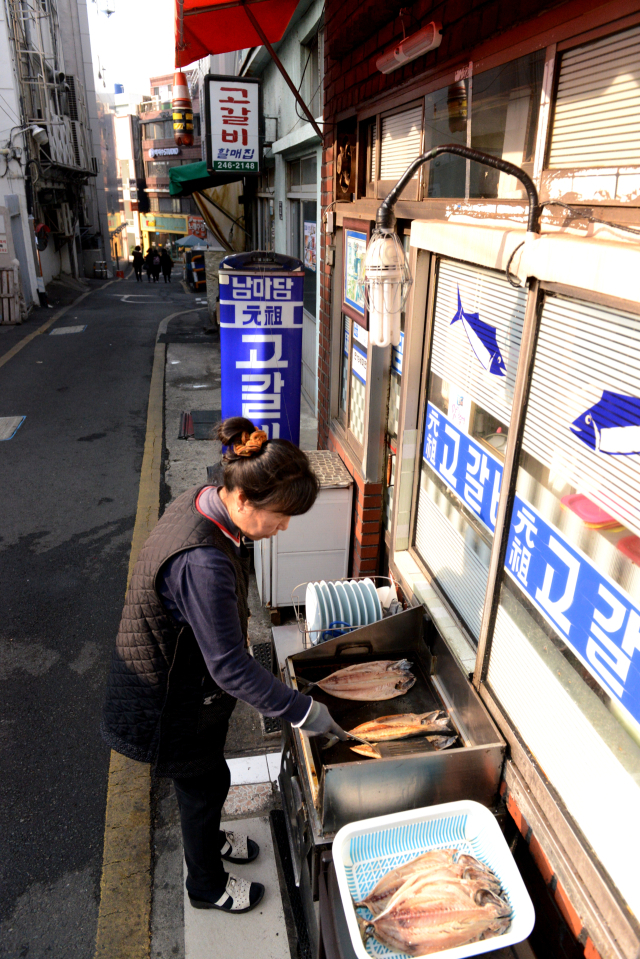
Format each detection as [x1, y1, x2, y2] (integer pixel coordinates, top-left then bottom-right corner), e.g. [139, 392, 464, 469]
[376, 21, 442, 74]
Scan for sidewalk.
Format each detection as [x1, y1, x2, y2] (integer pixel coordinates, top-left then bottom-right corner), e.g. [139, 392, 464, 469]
[151, 309, 317, 959]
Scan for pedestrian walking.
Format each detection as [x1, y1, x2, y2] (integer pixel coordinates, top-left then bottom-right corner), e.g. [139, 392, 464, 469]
[152, 248, 161, 283]
[101, 418, 346, 914]
[144, 248, 154, 283]
[132, 245, 144, 282]
[160, 248, 173, 283]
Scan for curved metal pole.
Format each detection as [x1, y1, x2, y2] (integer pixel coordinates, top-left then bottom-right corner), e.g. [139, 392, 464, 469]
[377, 144, 541, 234]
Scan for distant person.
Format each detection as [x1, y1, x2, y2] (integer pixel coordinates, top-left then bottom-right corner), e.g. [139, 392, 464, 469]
[152, 248, 161, 283]
[144, 248, 154, 283]
[132, 245, 144, 282]
[160, 248, 173, 283]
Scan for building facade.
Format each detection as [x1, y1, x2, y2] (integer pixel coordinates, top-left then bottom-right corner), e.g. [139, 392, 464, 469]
[139, 71, 202, 252]
[318, 2, 640, 958]
[0, 0, 110, 300]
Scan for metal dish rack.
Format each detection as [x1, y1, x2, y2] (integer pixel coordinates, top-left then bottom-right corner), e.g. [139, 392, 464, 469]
[291, 576, 399, 648]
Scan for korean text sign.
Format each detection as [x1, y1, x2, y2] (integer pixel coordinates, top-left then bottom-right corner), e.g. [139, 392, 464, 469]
[207, 76, 260, 174]
[422, 401, 640, 726]
[219, 270, 304, 445]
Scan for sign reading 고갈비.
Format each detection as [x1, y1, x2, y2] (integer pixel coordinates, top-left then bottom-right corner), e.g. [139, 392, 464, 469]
[205, 75, 261, 175]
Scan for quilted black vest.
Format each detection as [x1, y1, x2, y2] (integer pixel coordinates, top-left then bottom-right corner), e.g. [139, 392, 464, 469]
[101, 485, 250, 777]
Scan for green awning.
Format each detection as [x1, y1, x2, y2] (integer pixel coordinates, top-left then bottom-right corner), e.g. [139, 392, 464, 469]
[169, 161, 242, 197]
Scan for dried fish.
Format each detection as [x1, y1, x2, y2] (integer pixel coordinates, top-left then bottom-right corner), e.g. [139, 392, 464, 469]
[368, 874, 511, 956]
[356, 851, 501, 916]
[357, 853, 511, 956]
[350, 735, 457, 759]
[349, 711, 453, 742]
[312, 659, 416, 701]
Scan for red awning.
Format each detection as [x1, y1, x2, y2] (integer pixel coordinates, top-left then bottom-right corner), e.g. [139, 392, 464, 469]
[176, 0, 299, 67]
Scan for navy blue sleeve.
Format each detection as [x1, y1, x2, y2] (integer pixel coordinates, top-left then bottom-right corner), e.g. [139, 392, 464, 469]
[158, 547, 311, 724]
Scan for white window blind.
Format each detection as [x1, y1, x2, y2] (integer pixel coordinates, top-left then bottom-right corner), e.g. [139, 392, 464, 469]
[522, 294, 640, 541]
[415, 474, 490, 640]
[379, 106, 423, 180]
[548, 24, 640, 168]
[431, 260, 527, 427]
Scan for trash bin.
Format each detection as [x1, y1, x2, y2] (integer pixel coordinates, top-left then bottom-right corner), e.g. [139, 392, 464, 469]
[219, 251, 305, 446]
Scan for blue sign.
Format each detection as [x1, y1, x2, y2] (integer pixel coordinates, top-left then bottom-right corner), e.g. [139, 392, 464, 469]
[505, 495, 640, 727]
[452, 287, 506, 377]
[219, 271, 304, 445]
[423, 402, 503, 532]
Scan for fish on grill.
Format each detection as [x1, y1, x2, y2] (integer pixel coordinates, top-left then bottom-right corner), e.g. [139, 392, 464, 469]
[349, 711, 453, 742]
[350, 735, 457, 759]
[356, 850, 501, 916]
[310, 659, 416, 701]
[357, 852, 511, 956]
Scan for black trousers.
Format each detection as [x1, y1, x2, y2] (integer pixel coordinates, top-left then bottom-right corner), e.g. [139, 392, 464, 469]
[172, 741, 231, 897]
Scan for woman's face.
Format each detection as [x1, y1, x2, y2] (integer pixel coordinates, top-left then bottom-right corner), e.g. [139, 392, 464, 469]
[223, 488, 291, 540]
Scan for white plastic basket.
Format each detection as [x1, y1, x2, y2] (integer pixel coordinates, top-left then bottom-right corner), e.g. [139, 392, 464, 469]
[332, 800, 535, 959]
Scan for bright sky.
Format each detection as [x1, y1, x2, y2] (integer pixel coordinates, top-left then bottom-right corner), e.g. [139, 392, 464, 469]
[87, 0, 176, 99]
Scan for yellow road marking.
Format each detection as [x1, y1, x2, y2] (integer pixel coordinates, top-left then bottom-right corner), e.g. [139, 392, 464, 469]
[0, 281, 116, 371]
[94, 309, 201, 959]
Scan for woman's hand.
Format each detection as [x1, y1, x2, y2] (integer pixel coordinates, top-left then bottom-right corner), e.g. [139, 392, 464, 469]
[299, 701, 349, 739]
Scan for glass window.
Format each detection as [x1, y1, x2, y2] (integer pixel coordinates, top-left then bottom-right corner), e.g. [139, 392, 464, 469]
[424, 82, 467, 198]
[349, 324, 368, 446]
[149, 196, 159, 212]
[158, 197, 173, 212]
[339, 314, 350, 419]
[288, 198, 317, 316]
[470, 51, 544, 198]
[290, 160, 301, 187]
[413, 259, 527, 640]
[486, 291, 640, 918]
[301, 154, 316, 185]
[384, 237, 409, 533]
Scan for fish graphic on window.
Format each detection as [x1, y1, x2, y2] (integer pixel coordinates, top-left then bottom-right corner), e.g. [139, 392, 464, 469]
[450, 287, 506, 377]
[570, 390, 640, 455]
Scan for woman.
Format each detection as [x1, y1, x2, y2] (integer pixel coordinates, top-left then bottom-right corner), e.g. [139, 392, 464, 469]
[131, 245, 144, 282]
[144, 247, 154, 283]
[101, 418, 345, 914]
[160, 247, 173, 283]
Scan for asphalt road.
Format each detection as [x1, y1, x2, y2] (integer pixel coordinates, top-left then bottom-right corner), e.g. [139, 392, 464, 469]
[0, 277, 196, 958]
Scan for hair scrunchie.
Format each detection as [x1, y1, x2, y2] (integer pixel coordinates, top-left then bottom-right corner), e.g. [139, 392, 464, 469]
[233, 429, 268, 457]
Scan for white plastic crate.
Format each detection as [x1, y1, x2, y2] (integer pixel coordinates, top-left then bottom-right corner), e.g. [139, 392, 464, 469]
[332, 800, 535, 959]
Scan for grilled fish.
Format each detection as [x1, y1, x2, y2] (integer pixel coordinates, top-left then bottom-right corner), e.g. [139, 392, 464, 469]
[367, 872, 511, 956]
[313, 659, 416, 701]
[349, 710, 453, 742]
[356, 851, 501, 916]
[350, 735, 457, 759]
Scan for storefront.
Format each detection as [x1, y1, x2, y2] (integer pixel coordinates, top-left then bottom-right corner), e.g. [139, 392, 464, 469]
[319, 3, 640, 957]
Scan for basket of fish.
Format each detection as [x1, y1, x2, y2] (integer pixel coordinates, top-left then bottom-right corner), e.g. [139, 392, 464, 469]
[332, 800, 535, 959]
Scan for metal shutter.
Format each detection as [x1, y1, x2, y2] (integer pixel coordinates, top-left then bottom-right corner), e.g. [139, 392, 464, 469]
[415, 472, 490, 640]
[548, 24, 640, 168]
[522, 294, 640, 542]
[488, 597, 640, 917]
[380, 106, 423, 180]
[431, 260, 527, 427]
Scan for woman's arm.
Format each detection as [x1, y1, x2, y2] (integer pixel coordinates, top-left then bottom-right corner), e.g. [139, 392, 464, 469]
[159, 549, 312, 724]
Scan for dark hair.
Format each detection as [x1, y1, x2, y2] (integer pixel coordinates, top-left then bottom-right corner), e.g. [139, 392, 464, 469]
[217, 416, 319, 516]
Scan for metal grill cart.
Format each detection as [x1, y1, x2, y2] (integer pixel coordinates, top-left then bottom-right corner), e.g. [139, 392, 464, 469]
[277, 605, 505, 955]
[255, 451, 354, 609]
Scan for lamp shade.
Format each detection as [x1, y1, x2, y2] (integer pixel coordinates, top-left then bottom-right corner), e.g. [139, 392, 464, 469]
[364, 230, 412, 348]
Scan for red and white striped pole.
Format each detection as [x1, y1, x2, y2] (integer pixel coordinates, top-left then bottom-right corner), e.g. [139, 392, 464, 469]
[173, 71, 193, 146]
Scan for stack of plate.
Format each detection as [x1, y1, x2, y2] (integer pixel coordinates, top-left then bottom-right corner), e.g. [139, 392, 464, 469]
[305, 579, 383, 643]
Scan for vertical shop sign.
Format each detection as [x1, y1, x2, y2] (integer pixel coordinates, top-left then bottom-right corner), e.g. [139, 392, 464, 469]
[205, 75, 262, 174]
[219, 269, 304, 445]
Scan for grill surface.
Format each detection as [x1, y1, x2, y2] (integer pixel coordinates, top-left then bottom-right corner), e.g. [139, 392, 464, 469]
[293, 654, 447, 768]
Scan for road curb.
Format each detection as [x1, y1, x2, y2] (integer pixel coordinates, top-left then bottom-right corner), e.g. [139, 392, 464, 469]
[94, 309, 202, 959]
